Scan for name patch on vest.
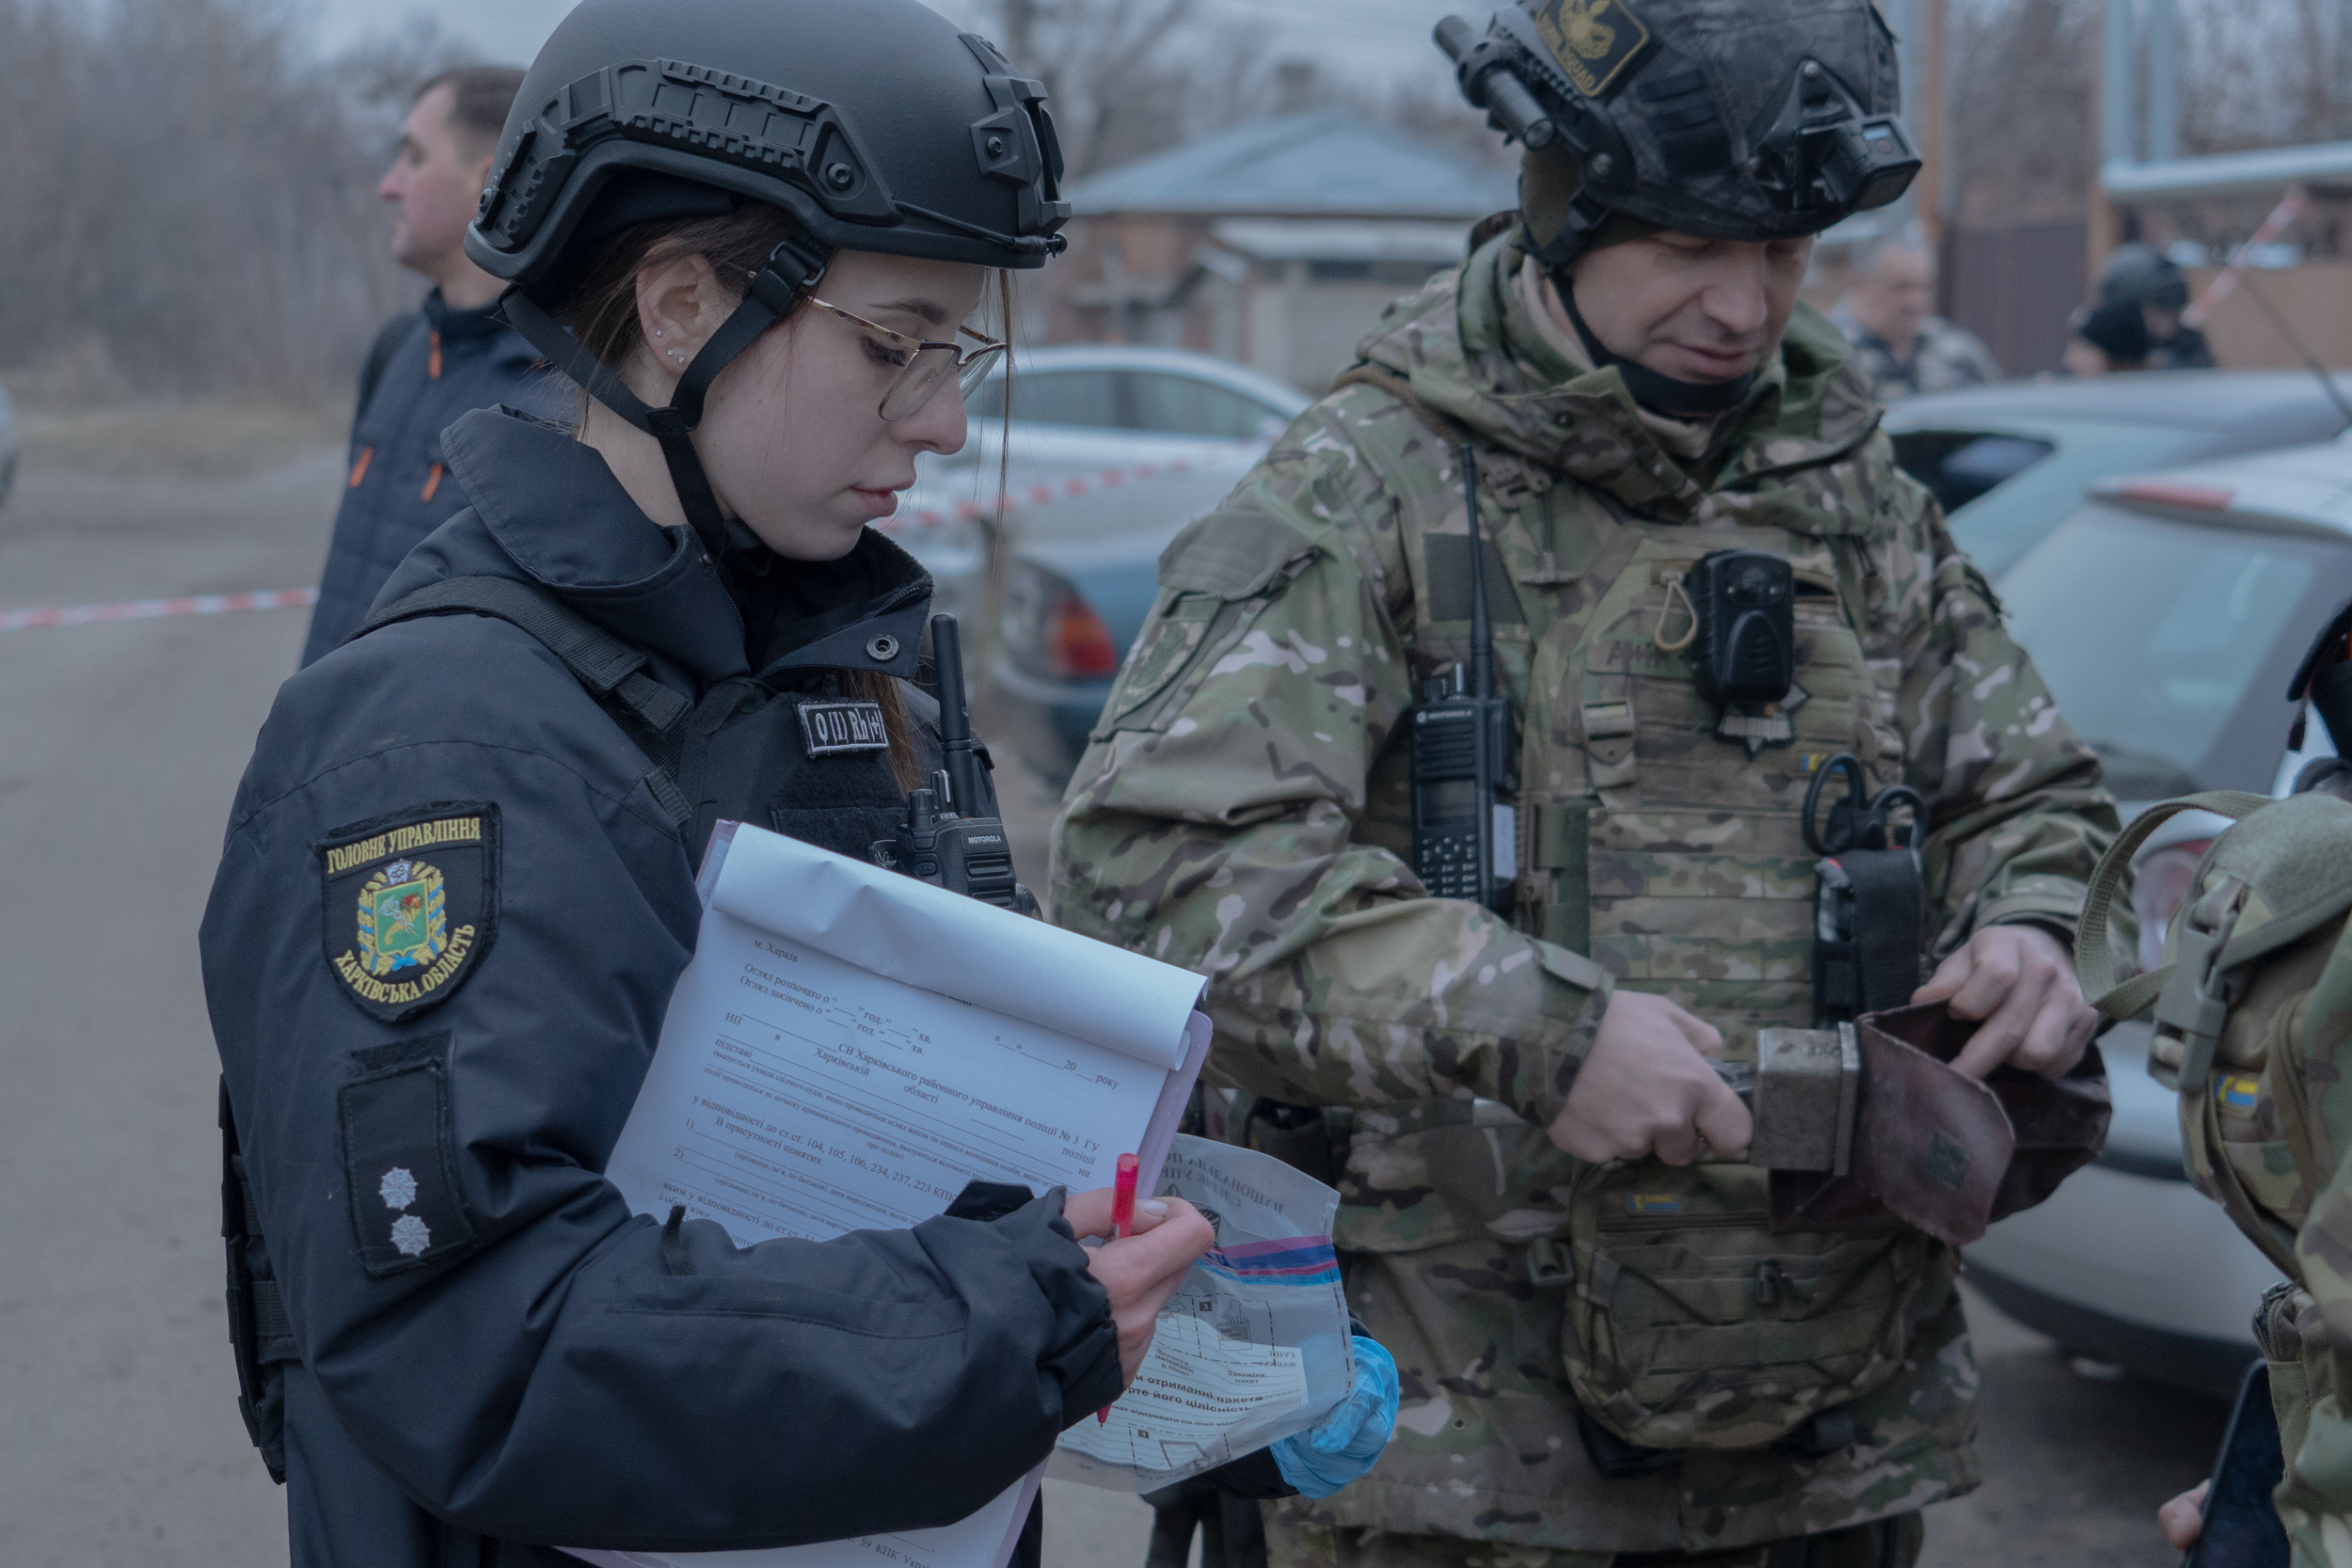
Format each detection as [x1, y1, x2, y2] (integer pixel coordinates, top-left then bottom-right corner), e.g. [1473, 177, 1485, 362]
[317, 803, 500, 1022]
[798, 701, 890, 756]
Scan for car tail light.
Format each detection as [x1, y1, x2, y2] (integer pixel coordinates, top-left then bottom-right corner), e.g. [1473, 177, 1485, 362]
[1049, 594, 1120, 678]
[2131, 839, 2214, 972]
[1003, 561, 1120, 679]
[2115, 481, 2233, 512]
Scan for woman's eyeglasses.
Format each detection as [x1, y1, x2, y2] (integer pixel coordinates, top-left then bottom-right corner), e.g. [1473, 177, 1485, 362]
[804, 296, 1008, 421]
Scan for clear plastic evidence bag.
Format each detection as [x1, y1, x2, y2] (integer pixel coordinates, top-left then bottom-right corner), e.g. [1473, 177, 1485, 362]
[1053, 1134, 1353, 1492]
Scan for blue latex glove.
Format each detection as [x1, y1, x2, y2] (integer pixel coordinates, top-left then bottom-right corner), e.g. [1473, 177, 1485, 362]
[1270, 1337, 1400, 1498]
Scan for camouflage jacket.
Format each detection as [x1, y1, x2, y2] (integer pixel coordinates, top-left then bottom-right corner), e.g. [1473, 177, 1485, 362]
[1051, 232, 2115, 1553]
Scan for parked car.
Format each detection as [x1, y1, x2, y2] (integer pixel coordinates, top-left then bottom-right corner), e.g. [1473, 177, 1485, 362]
[887, 345, 1309, 629]
[1884, 371, 2352, 578]
[988, 459, 1257, 782]
[0, 383, 17, 510]
[1964, 434, 2352, 1393]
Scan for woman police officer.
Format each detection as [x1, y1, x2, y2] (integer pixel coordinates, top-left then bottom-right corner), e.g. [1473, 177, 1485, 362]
[201, 2, 1390, 1562]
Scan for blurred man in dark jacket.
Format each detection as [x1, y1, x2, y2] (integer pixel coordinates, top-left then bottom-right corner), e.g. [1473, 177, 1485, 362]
[1832, 237, 2001, 403]
[299, 67, 564, 666]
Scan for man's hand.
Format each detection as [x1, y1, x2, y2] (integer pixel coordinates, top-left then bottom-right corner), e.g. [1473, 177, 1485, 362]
[1548, 990, 1752, 1164]
[1912, 924, 2096, 1080]
[2159, 1479, 2208, 1551]
[1064, 1189, 1216, 1385]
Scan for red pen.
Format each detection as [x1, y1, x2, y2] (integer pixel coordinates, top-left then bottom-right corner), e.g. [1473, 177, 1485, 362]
[1099, 1152, 1142, 1424]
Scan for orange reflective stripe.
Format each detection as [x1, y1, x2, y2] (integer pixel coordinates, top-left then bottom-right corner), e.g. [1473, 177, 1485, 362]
[347, 447, 374, 488]
[427, 331, 443, 380]
[420, 464, 443, 503]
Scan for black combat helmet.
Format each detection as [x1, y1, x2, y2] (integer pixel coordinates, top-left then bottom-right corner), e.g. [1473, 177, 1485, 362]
[1438, 0, 1918, 266]
[464, 0, 1068, 562]
[2098, 242, 2193, 313]
[1434, 0, 1918, 414]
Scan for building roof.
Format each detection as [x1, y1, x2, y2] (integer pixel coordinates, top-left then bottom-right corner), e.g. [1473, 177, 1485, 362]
[1209, 217, 1471, 264]
[1066, 110, 1518, 220]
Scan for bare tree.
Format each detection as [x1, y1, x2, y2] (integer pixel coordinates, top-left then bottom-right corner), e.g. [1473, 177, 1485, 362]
[0, 0, 470, 401]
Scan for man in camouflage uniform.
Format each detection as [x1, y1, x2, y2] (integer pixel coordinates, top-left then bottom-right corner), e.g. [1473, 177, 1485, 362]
[1831, 239, 2001, 404]
[1053, 4, 2115, 1564]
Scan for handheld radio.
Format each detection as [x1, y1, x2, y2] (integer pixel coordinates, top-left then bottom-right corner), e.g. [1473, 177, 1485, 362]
[1410, 444, 1518, 913]
[871, 614, 1025, 910]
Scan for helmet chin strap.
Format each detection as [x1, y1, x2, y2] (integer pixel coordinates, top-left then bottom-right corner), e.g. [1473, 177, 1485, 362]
[500, 233, 836, 564]
[1551, 269, 1757, 419]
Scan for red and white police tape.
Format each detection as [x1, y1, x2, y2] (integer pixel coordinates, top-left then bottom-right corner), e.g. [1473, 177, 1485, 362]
[0, 587, 319, 634]
[0, 451, 1249, 633]
[876, 450, 1243, 535]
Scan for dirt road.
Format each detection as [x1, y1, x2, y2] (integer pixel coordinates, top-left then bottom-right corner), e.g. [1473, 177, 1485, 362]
[0, 408, 2220, 1566]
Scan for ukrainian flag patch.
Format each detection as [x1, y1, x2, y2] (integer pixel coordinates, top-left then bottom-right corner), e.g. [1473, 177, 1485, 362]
[1628, 1194, 1681, 1215]
[2216, 1073, 2261, 1113]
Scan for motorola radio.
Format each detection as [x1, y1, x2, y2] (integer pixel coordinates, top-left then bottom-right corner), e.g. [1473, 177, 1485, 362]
[871, 613, 1027, 911]
[1410, 443, 1518, 914]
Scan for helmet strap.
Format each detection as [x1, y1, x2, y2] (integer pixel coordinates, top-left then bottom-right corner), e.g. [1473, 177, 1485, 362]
[500, 233, 835, 564]
[1551, 267, 1757, 419]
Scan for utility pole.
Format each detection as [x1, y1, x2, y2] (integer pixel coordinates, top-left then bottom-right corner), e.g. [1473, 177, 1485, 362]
[2090, 0, 2133, 283]
[2339, 0, 2352, 139]
[1001, 0, 1041, 70]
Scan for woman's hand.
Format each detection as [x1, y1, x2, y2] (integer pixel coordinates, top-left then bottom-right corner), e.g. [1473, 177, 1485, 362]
[1064, 1188, 1216, 1386]
[2159, 1480, 2208, 1551]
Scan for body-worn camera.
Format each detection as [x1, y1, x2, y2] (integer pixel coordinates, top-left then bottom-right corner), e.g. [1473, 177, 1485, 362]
[1689, 549, 1795, 707]
[871, 613, 1028, 911]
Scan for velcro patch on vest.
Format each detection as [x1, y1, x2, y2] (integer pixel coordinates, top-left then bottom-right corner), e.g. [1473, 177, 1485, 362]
[317, 803, 499, 1023]
[338, 1032, 479, 1276]
[1716, 681, 1810, 754]
[797, 700, 890, 756]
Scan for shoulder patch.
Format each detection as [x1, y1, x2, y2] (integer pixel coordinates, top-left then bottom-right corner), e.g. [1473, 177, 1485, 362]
[1159, 509, 1320, 600]
[317, 803, 500, 1023]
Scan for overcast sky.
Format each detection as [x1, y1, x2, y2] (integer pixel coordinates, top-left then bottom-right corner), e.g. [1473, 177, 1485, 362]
[288, 0, 1471, 87]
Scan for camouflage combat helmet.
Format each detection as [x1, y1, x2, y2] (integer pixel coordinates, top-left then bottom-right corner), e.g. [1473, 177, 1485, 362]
[1438, 0, 1918, 267]
[464, 0, 1069, 564]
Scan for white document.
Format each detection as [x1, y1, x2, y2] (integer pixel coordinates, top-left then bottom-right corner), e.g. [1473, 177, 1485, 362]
[582, 823, 1210, 1568]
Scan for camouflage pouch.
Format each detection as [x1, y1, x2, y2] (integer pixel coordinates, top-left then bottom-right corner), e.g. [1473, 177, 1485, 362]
[2079, 790, 2352, 1277]
[1561, 1153, 1934, 1450]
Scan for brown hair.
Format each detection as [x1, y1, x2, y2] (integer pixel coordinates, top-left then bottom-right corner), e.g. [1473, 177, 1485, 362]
[548, 203, 1020, 796]
[416, 66, 527, 155]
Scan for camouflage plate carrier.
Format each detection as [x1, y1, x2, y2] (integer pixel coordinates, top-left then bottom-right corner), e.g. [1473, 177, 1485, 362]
[1052, 230, 2115, 1556]
[2081, 790, 2352, 1566]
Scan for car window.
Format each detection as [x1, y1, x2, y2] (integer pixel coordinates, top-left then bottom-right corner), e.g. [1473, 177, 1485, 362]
[966, 369, 1126, 430]
[1898, 424, 2204, 579]
[1127, 373, 1285, 439]
[1893, 432, 2055, 513]
[2002, 502, 2339, 796]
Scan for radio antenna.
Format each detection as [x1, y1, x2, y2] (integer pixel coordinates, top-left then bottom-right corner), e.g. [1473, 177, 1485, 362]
[1460, 442, 1494, 701]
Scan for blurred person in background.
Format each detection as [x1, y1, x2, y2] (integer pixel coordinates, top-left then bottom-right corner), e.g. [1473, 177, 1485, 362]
[2063, 298, 2153, 377]
[298, 65, 565, 667]
[1833, 235, 2001, 402]
[2099, 241, 2216, 371]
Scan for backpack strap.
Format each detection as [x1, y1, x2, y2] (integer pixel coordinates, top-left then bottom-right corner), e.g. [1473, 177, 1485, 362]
[352, 576, 695, 826]
[2074, 790, 2275, 1016]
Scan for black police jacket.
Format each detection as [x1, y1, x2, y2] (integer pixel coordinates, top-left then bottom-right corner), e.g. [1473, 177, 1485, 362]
[204, 407, 1124, 1566]
[299, 290, 568, 667]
